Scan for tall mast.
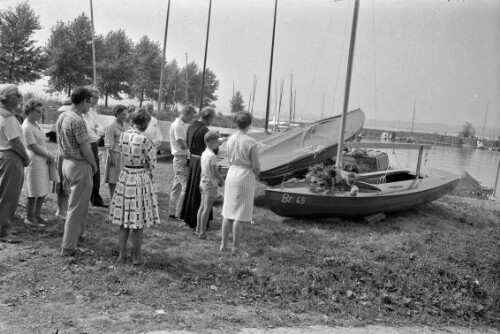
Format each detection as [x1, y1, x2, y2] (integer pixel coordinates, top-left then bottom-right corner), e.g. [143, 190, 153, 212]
[289, 73, 293, 124]
[199, 0, 213, 111]
[482, 100, 489, 138]
[265, 0, 278, 133]
[335, 0, 360, 177]
[410, 98, 416, 135]
[157, 0, 172, 112]
[185, 52, 188, 104]
[90, 0, 97, 87]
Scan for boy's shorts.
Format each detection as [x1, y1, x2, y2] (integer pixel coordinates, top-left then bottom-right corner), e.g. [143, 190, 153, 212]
[200, 181, 218, 198]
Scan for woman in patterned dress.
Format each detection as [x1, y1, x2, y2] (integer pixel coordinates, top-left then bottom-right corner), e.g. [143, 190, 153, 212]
[104, 105, 129, 198]
[221, 111, 260, 256]
[22, 100, 54, 227]
[109, 108, 160, 265]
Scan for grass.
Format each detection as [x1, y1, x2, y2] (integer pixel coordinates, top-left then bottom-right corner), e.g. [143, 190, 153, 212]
[0, 147, 499, 333]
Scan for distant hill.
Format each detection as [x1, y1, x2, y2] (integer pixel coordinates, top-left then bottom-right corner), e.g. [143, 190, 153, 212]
[364, 119, 500, 139]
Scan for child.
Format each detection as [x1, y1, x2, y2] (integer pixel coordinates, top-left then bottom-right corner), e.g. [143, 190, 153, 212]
[196, 131, 225, 239]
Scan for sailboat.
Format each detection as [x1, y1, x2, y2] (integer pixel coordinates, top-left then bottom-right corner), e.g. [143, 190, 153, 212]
[265, 0, 460, 218]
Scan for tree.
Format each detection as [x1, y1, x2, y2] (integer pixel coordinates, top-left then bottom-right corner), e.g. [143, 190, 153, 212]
[161, 59, 182, 108]
[130, 36, 162, 107]
[97, 30, 135, 106]
[178, 62, 219, 108]
[459, 122, 475, 138]
[0, 3, 47, 83]
[230, 91, 245, 113]
[45, 14, 95, 94]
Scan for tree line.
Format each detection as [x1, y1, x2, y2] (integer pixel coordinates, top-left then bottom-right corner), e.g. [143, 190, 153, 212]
[0, 3, 219, 108]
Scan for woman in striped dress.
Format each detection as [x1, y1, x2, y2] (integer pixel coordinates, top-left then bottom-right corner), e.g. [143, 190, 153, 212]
[109, 108, 160, 265]
[221, 111, 260, 256]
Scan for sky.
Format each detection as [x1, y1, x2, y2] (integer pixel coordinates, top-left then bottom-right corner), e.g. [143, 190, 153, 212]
[1, 0, 499, 135]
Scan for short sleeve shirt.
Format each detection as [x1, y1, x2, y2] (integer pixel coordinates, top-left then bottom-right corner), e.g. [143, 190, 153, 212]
[0, 106, 24, 150]
[226, 131, 257, 169]
[144, 116, 163, 148]
[200, 147, 218, 186]
[56, 110, 90, 160]
[169, 117, 188, 156]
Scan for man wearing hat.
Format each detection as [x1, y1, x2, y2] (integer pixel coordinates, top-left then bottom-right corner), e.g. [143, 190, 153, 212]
[0, 84, 30, 243]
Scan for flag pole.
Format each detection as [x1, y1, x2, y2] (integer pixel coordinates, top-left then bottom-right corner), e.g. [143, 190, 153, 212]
[158, 0, 172, 113]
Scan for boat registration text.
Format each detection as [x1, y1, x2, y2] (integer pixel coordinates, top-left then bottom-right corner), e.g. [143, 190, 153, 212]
[281, 193, 306, 205]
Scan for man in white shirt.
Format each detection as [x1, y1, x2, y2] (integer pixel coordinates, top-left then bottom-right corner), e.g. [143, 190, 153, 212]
[82, 87, 106, 207]
[168, 105, 196, 219]
[0, 84, 30, 243]
[144, 102, 163, 148]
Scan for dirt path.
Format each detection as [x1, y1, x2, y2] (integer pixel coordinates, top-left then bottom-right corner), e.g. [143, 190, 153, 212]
[148, 325, 499, 334]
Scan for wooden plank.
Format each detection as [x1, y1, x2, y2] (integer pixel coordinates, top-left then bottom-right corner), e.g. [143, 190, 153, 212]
[415, 145, 424, 179]
[345, 142, 432, 150]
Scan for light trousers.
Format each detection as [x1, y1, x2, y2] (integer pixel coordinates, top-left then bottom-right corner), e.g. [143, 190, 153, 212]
[169, 155, 188, 217]
[0, 151, 24, 236]
[61, 159, 93, 250]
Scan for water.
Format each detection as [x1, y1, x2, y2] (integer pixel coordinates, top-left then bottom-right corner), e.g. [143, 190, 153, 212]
[376, 145, 500, 202]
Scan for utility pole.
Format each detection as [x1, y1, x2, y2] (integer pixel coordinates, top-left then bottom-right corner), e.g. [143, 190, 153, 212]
[157, 0, 172, 113]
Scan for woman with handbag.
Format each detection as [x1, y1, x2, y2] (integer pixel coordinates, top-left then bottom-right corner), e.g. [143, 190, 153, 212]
[22, 100, 54, 227]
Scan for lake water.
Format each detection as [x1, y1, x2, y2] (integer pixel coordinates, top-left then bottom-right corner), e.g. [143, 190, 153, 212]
[375, 145, 500, 202]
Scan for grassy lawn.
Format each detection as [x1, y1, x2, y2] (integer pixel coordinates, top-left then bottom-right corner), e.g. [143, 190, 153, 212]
[0, 147, 499, 333]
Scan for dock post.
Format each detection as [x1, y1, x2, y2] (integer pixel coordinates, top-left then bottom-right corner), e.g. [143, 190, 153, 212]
[415, 145, 424, 179]
[494, 159, 500, 198]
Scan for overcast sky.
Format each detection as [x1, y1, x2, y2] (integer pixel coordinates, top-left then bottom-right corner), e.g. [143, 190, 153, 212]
[1, 0, 499, 133]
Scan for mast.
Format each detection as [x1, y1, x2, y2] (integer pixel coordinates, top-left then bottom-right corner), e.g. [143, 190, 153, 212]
[335, 0, 360, 178]
[410, 98, 416, 135]
[199, 0, 213, 111]
[289, 73, 293, 125]
[90, 0, 97, 87]
[265, 0, 278, 133]
[482, 100, 489, 138]
[185, 52, 188, 104]
[157, 0, 172, 112]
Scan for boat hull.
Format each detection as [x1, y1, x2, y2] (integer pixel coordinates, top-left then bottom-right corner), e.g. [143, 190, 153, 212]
[265, 168, 460, 217]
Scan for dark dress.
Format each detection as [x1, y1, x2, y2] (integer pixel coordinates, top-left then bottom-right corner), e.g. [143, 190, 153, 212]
[180, 120, 213, 229]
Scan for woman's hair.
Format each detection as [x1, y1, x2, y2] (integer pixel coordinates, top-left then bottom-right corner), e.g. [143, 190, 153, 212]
[130, 108, 151, 132]
[112, 104, 127, 117]
[235, 111, 253, 130]
[23, 99, 43, 115]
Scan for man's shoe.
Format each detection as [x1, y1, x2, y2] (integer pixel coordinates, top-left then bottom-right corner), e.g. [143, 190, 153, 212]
[24, 219, 46, 228]
[93, 203, 109, 208]
[0, 235, 21, 244]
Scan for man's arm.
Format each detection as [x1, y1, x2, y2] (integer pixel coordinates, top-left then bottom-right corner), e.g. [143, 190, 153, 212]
[10, 137, 30, 166]
[176, 138, 188, 150]
[81, 141, 97, 173]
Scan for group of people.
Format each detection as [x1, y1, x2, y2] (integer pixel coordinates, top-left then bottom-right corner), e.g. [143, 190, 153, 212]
[0, 83, 261, 260]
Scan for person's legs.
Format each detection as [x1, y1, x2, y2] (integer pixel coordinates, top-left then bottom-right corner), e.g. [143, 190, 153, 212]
[90, 142, 104, 206]
[34, 196, 46, 221]
[0, 153, 24, 238]
[169, 156, 188, 218]
[131, 228, 144, 265]
[56, 193, 68, 218]
[61, 160, 93, 253]
[196, 193, 205, 235]
[26, 197, 36, 222]
[108, 183, 116, 200]
[117, 226, 129, 263]
[199, 195, 215, 238]
[220, 217, 233, 251]
[231, 220, 244, 256]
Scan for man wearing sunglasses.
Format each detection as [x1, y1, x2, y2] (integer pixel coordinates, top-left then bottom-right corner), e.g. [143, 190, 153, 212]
[0, 84, 30, 243]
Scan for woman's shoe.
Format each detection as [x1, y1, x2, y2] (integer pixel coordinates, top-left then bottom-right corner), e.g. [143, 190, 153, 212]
[24, 219, 45, 228]
[35, 217, 49, 224]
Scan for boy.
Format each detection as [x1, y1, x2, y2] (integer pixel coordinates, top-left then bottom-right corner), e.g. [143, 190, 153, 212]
[196, 131, 224, 239]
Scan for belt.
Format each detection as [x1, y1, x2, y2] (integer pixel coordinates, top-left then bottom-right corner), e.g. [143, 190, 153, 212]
[124, 165, 145, 169]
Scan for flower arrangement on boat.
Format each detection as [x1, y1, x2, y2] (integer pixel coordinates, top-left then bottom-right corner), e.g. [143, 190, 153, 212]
[305, 163, 359, 195]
